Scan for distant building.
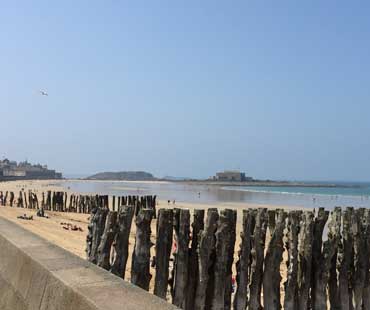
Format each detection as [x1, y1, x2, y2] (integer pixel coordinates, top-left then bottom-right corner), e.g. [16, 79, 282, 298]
[0, 159, 62, 180]
[214, 170, 252, 182]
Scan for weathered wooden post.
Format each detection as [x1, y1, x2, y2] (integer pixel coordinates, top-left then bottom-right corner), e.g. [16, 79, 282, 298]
[152, 195, 157, 219]
[268, 209, 276, 237]
[68, 194, 71, 211]
[211, 209, 236, 310]
[52, 191, 56, 211]
[352, 208, 370, 309]
[224, 209, 237, 310]
[97, 211, 118, 270]
[46, 191, 51, 210]
[284, 210, 301, 310]
[23, 191, 28, 208]
[297, 211, 314, 309]
[172, 209, 190, 308]
[112, 196, 116, 212]
[9, 192, 14, 207]
[131, 208, 153, 291]
[111, 205, 135, 279]
[28, 191, 32, 209]
[194, 208, 219, 310]
[18, 191, 23, 208]
[154, 209, 174, 299]
[72, 194, 76, 212]
[64, 192, 67, 211]
[362, 209, 370, 310]
[263, 209, 287, 310]
[249, 208, 268, 310]
[234, 209, 255, 310]
[311, 208, 330, 309]
[87, 205, 109, 264]
[185, 209, 205, 310]
[33, 192, 39, 209]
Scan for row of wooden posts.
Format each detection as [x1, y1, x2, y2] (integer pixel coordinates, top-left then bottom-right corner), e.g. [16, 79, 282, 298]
[0, 190, 156, 215]
[87, 203, 370, 310]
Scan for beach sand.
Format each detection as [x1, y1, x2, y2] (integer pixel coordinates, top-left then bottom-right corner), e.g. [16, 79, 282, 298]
[0, 179, 306, 302]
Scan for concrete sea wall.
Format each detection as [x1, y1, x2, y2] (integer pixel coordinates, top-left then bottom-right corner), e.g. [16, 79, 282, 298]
[0, 217, 177, 310]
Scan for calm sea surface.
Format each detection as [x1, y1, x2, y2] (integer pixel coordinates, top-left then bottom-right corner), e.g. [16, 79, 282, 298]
[62, 180, 370, 209]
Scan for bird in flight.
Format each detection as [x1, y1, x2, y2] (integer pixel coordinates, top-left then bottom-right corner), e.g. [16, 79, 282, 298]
[39, 90, 48, 96]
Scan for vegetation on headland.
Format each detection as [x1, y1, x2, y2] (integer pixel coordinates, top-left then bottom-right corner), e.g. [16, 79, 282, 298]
[86, 171, 155, 181]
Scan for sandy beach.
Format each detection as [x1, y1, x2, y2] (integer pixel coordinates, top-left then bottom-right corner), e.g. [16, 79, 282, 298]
[0, 179, 306, 251]
[0, 179, 303, 299]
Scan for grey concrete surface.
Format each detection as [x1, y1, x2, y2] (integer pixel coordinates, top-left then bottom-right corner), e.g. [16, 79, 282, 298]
[0, 217, 178, 310]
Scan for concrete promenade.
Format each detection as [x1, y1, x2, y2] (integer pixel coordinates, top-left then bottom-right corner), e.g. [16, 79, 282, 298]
[0, 217, 178, 310]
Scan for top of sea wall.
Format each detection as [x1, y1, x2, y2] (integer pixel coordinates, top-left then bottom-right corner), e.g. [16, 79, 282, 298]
[0, 216, 177, 310]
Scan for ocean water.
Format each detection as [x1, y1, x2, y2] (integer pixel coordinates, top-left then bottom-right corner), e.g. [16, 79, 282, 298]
[62, 180, 370, 209]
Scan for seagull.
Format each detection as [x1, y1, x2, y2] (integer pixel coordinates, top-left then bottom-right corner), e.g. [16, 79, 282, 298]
[39, 90, 48, 96]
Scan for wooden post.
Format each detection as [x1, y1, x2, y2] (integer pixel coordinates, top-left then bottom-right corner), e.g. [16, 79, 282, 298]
[297, 211, 314, 309]
[111, 205, 135, 279]
[234, 209, 255, 310]
[28, 191, 32, 209]
[311, 208, 330, 309]
[185, 209, 205, 310]
[34, 192, 39, 209]
[10, 192, 14, 207]
[263, 209, 287, 310]
[154, 209, 174, 299]
[352, 208, 370, 309]
[268, 209, 276, 237]
[284, 210, 301, 310]
[173, 209, 190, 308]
[249, 208, 268, 310]
[170, 208, 181, 297]
[23, 191, 28, 208]
[211, 209, 236, 310]
[194, 208, 219, 310]
[68, 194, 72, 212]
[17, 191, 23, 208]
[131, 208, 153, 291]
[87, 206, 109, 264]
[362, 209, 370, 310]
[224, 209, 237, 310]
[64, 192, 67, 212]
[112, 196, 116, 212]
[97, 211, 118, 270]
[4, 191, 8, 206]
[72, 195, 76, 212]
[53, 191, 57, 211]
[47, 191, 51, 210]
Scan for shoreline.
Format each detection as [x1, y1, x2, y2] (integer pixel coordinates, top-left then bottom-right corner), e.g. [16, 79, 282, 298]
[2, 179, 369, 209]
[0, 179, 308, 212]
[1, 177, 365, 189]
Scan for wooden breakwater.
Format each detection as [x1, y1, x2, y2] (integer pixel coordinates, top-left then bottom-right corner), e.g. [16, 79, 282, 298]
[1, 189, 370, 309]
[0, 190, 156, 215]
[87, 205, 370, 310]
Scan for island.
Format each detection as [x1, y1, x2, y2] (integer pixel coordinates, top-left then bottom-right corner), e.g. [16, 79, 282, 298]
[86, 171, 155, 181]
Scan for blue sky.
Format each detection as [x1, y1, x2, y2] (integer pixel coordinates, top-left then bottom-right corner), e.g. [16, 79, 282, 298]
[1, 1, 370, 181]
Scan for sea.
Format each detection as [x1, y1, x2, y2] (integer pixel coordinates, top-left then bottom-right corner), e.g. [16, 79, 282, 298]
[62, 180, 370, 209]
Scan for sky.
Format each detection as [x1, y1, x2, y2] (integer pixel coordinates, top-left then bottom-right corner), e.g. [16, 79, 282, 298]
[1, 1, 370, 181]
